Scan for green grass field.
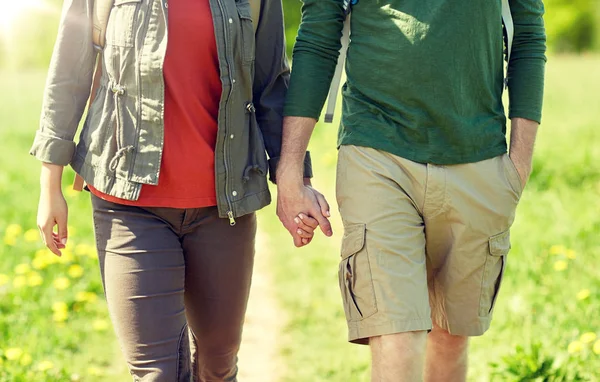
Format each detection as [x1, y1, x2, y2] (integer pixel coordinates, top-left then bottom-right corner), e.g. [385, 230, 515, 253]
[0, 55, 599, 381]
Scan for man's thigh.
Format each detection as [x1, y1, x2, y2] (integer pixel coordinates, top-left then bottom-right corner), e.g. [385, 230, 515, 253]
[425, 154, 522, 336]
[336, 145, 433, 345]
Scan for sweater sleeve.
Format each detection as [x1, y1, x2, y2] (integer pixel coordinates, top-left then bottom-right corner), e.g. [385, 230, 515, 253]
[283, 0, 345, 120]
[507, 0, 547, 123]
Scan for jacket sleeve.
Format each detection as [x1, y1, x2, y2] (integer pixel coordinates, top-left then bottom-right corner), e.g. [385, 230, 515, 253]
[507, 0, 547, 123]
[253, 0, 312, 183]
[29, 0, 97, 166]
[283, 0, 345, 120]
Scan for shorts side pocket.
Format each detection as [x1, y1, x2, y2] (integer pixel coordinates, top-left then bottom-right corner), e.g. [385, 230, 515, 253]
[339, 223, 378, 322]
[479, 230, 511, 317]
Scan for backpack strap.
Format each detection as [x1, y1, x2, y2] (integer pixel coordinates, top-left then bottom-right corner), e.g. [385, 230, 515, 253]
[324, 15, 351, 123]
[501, 0, 514, 88]
[325, 1, 515, 123]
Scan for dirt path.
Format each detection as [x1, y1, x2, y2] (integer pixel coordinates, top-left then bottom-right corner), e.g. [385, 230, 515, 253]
[237, 230, 284, 382]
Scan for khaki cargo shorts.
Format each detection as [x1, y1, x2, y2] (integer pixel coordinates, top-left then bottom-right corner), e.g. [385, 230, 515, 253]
[336, 145, 523, 344]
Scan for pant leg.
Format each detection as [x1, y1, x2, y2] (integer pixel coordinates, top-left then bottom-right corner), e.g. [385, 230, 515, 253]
[336, 145, 432, 345]
[181, 208, 257, 382]
[91, 195, 190, 381]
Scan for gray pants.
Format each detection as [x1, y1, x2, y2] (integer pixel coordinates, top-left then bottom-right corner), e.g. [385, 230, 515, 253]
[91, 194, 256, 382]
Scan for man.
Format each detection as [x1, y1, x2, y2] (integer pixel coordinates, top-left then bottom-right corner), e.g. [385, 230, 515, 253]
[277, 0, 546, 380]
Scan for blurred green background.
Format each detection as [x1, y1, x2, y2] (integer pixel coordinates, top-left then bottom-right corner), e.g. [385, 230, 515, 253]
[1, 1, 599, 381]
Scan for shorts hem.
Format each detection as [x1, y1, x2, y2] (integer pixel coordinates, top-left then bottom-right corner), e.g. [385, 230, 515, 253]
[348, 318, 433, 345]
[447, 316, 493, 337]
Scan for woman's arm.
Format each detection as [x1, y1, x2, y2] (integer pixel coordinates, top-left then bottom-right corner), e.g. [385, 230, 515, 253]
[31, 0, 96, 255]
[30, 0, 97, 166]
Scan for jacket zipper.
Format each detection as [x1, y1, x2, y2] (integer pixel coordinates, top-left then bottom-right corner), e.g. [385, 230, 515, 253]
[216, 0, 236, 226]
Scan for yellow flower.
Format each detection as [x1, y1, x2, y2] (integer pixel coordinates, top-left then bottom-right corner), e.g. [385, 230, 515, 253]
[24, 229, 39, 243]
[5, 347, 23, 361]
[75, 291, 98, 303]
[68, 265, 84, 279]
[52, 302, 68, 312]
[0, 274, 9, 287]
[576, 289, 591, 300]
[566, 249, 577, 260]
[53, 310, 69, 322]
[92, 319, 110, 332]
[3, 235, 16, 246]
[75, 243, 92, 256]
[593, 340, 600, 355]
[549, 245, 566, 255]
[64, 187, 80, 199]
[27, 272, 43, 287]
[580, 332, 597, 344]
[53, 277, 71, 290]
[14, 263, 31, 275]
[37, 360, 54, 372]
[58, 249, 75, 264]
[20, 353, 32, 366]
[568, 340, 583, 354]
[5, 224, 23, 237]
[12, 276, 27, 288]
[87, 366, 104, 376]
[32, 257, 49, 270]
[553, 260, 568, 271]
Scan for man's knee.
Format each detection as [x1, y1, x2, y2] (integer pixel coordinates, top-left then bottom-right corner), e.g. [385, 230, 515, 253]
[370, 330, 428, 355]
[428, 324, 469, 352]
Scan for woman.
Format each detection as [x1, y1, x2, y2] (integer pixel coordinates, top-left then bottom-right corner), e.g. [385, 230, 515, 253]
[30, 0, 318, 380]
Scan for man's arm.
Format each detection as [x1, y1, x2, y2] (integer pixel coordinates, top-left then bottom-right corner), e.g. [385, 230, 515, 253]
[277, 117, 332, 247]
[252, 0, 313, 183]
[506, 0, 546, 184]
[509, 118, 538, 186]
[276, 0, 345, 246]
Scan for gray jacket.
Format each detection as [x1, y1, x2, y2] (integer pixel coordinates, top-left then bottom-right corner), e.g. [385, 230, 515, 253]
[30, 0, 312, 223]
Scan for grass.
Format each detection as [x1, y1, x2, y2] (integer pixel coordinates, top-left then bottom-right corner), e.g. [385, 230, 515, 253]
[259, 55, 600, 381]
[0, 72, 130, 381]
[0, 55, 598, 381]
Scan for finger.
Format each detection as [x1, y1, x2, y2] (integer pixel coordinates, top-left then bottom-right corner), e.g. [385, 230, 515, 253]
[294, 216, 316, 233]
[56, 214, 68, 248]
[293, 233, 304, 248]
[295, 227, 314, 239]
[297, 214, 319, 229]
[315, 192, 331, 218]
[310, 207, 333, 237]
[301, 237, 310, 245]
[40, 224, 61, 256]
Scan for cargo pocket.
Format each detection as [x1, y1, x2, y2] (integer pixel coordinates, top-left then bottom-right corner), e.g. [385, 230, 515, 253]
[339, 224, 378, 322]
[235, 0, 255, 64]
[479, 230, 510, 317]
[106, 0, 143, 47]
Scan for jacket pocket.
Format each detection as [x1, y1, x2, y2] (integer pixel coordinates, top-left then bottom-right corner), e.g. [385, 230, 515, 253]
[243, 102, 268, 181]
[235, 0, 255, 64]
[106, 0, 143, 47]
[339, 224, 378, 322]
[479, 230, 511, 317]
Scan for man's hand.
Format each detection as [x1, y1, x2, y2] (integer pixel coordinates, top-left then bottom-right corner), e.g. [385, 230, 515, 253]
[509, 117, 539, 189]
[277, 180, 333, 247]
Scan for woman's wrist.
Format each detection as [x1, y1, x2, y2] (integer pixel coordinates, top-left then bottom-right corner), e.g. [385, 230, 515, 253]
[40, 162, 64, 191]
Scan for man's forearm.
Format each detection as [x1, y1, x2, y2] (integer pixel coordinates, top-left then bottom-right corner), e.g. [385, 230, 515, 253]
[277, 116, 318, 186]
[509, 117, 539, 184]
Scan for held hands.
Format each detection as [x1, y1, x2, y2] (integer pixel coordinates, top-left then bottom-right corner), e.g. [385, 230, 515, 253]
[277, 180, 333, 248]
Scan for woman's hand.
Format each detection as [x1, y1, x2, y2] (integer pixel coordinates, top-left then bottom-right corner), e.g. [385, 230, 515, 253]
[37, 163, 68, 256]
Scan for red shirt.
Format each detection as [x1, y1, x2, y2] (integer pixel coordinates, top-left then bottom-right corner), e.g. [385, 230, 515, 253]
[90, 0, 221, 208]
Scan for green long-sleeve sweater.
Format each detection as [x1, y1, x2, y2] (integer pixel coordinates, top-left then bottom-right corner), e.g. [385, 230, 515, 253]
[284, 0, 546, 165]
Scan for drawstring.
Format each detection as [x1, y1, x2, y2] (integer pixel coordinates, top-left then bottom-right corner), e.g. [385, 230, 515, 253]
[108, 81, 134, 172]
[109, 146, 134, 172]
